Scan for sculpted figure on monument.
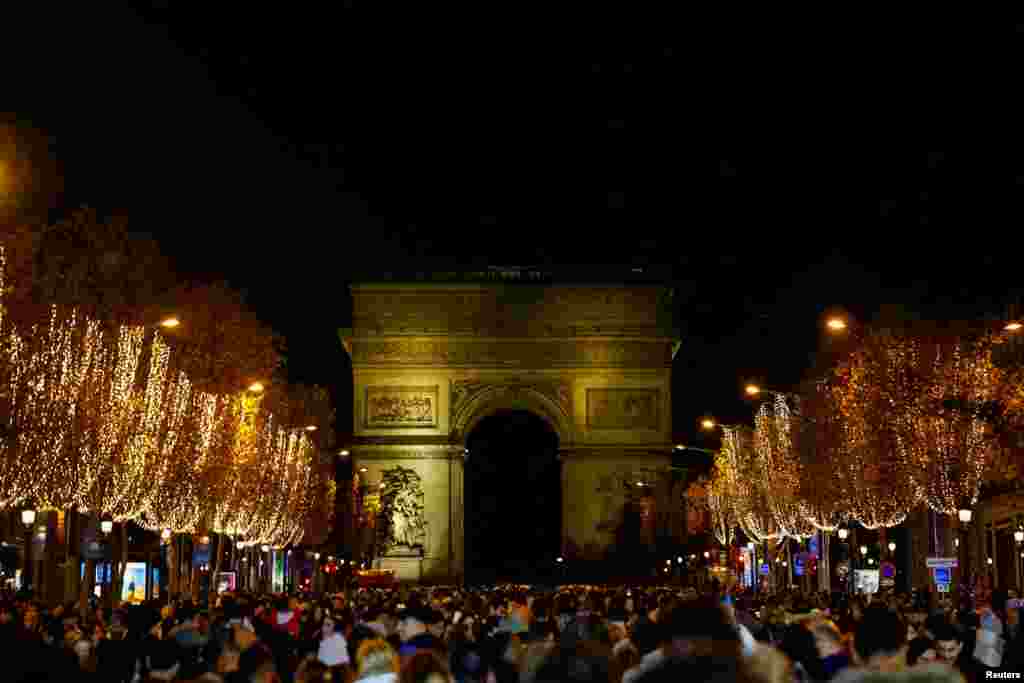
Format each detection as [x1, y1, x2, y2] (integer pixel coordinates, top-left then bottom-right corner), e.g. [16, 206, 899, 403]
[377, 466, 427, 554]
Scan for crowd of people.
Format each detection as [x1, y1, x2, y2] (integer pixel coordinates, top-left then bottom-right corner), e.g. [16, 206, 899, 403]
[0, 580, 1020, 682]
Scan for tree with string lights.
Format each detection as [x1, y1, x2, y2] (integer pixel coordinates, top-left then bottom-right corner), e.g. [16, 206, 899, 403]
[825, 330, 924, 528]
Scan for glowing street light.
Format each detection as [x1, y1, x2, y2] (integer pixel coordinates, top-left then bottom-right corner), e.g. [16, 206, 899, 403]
[100, 520, 114, 535]
[826, 317, 848, 332]
[248, 382, 265, 393]
[159, 317, 181, 329]
[20, 509, 36, 528]
[556, 557, 564, 563]
[1005, 322, 1023, 332]
[888, 541, 896, 553]
[161, 528, 172, 542]
[745, 384, 761, 396]
[859, 545, 868, 556]
[703, 551, 710, 559]
[359, 467, 368, 473]
[340, 450, 350, 457]
[261, 544, 270, 552]
[701, 418, 716, 430]
[837, 527, 849, 541]
[958, 507, 973, 524]
[305, 425, 317, 432]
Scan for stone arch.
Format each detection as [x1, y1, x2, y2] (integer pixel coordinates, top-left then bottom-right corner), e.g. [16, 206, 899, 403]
[451, 383, 573, 446]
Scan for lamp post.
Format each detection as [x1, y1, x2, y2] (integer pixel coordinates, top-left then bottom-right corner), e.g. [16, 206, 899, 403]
[837, 525, 849, 594]
[958, 504, 972, 600]
[21, 508, 36, 592]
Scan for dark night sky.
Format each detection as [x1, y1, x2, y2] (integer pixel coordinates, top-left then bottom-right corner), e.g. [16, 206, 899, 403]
[6, 5, 1024, 445]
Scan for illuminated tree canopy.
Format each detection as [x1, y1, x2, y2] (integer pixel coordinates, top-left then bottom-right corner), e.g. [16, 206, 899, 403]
[0, 222, 331, 546]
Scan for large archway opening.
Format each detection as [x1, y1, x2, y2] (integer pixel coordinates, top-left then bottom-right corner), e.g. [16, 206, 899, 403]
[464, 409, 561, 584]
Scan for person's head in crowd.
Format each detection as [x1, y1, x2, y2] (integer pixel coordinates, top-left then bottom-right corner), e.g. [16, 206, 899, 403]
[744, 643, 792, 683]
[427, 609, 445, 639]
[397, 606, 432, 643]
[906, 636, 937, 667]
[237, 642, 279, 683]
[660, 597, 740, 659]
[929, 623, 963, 664]
[779, 623, 827, 681]
[401, 651, 451, 683]
[295, 657, 331, 683]
[356, 638, 399, 680]
[922, 613, 947, 640]
[322, 611, 345, 639]
[853, 607, 908, 672]
[348, 623, 380, 666]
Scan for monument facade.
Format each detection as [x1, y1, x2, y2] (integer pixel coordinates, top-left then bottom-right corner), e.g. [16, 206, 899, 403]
[341, 277, 679, 582]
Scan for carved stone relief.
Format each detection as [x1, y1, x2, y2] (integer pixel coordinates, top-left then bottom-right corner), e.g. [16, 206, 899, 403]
[585, 388, 660, 430]
[364, 386, 439, 428]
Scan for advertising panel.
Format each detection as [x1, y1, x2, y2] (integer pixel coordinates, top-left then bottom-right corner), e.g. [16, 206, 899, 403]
[273, 551, 285, 593]
[121, 562, 147, 603]
[854, 569, 880, 594]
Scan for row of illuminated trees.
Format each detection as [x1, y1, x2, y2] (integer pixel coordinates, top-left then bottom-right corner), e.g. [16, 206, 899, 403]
[699, 317, 1024, 586]
[0, 211, 334, 599]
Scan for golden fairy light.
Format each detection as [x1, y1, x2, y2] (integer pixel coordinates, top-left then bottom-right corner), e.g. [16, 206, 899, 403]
[0, 249, 323, 546]
[706, 462, 736, 546]
[895, 336, 999, 515]
[828, 332, 923, 528]
[720, 425, 779, 543]
[753, 396, 816, 540]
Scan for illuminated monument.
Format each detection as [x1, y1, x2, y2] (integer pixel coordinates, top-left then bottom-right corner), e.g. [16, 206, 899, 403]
[340, 268, 679, 581]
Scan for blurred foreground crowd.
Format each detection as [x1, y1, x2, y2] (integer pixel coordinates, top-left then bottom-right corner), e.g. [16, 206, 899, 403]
[1, 583, 1020, 683]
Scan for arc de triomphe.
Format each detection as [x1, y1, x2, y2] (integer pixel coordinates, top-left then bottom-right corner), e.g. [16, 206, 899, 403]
[340, 279, 679, 582]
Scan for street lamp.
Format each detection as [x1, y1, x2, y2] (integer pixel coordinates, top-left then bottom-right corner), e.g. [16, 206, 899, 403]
[21, 509, 36, 528]
[837, 527, 849, 541]
[701, 418, 716, 430]
[826, 317, 848, 332]
[958, 507, 972, 524]
[888, 541, 896, 554]
[745, 384, 761, 396]
[261, 544, 270, 553]
[161, 528, 172, 542]
[860, 545, 868, 556]
[100, 520, 114, 535]
[1005, 322, 1023, 332]
[159, 317, 180, 328]
[248, 382, 265, 393]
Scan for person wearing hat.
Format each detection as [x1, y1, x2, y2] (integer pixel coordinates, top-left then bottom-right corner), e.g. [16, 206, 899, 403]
[396, 604, 445, 661]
